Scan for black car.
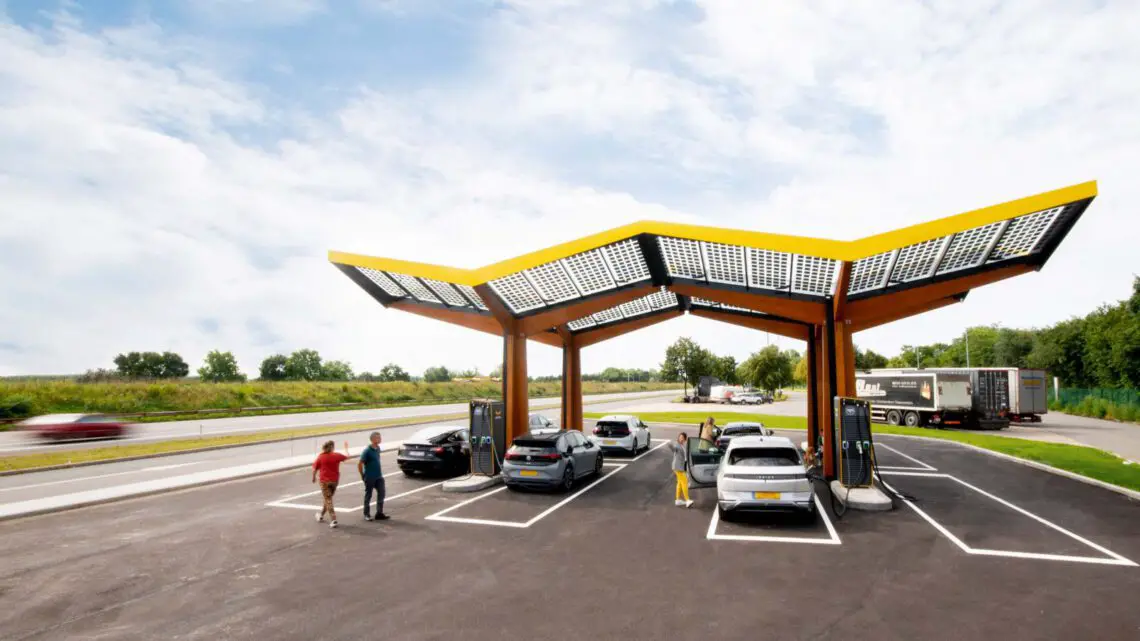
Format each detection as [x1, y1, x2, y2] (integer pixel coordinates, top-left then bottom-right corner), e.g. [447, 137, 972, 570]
[397, 425, 470, 476]
[714, 422, 775, 450]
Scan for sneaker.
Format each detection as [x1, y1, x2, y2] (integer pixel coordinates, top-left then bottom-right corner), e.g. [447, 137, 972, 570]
[674, 499, 684, 507]
[315, 512, 324, 523]
[363, 515, 373, 522]
[685, 500, 694, 508]
[330, 520, 338, 529]
[375, 514, 390, 521]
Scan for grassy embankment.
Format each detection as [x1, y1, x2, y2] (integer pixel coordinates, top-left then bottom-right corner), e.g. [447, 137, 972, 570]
[0, 379, 680, 424]
[584, 410, 1140, 492]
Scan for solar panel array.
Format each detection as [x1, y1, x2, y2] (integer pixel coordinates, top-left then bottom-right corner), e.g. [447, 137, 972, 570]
[847, 203, 1074, 296]
[566, 289, 679, 331]
[347, 200, 1080, 323]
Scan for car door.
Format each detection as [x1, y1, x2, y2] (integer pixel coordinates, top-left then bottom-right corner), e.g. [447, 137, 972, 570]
[685, 436, 724, 488]
[570, 432, 593, 477]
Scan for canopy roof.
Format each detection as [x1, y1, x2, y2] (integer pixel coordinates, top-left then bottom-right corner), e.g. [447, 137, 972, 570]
[330, 181, 1096, 344]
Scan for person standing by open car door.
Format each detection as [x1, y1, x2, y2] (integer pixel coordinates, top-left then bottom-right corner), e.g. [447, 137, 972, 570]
[666, 433, 694, 508]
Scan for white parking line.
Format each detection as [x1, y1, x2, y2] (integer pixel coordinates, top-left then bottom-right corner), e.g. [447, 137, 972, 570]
[877, 473, 1137, 567]
[875, 443, 937, 471]
[266, 480, 449, 512]
[425, 464, 629, 528]
[706, 495, 841, 545]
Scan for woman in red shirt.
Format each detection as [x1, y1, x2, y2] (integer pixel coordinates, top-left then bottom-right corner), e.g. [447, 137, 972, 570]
[312, 440, 350, 528]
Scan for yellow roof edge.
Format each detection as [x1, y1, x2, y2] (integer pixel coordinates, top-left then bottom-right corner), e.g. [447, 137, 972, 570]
[329, 180, 1097, 284]
[849, 180, 1097, 259]
[328, 251, 482, 286]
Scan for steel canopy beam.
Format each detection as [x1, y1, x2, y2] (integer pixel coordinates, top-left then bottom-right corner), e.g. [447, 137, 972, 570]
[668, 283, 826, 325]
[688, 308, 811, 341]
[576, 309, 684, 349]
[518, 282, 657, 336]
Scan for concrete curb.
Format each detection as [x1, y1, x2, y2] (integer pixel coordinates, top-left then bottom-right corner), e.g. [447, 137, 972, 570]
[880, 433, 1140, 502]
[0, 415, 455, 478]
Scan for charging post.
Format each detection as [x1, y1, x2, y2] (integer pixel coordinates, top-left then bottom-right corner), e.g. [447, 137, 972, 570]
[829, 397, 891, 512]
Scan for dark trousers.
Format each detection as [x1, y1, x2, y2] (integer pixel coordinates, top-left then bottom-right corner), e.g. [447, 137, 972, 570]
[362, 476, 385, 517]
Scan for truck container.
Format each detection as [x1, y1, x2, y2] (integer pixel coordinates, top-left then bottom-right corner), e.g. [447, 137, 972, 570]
[855, 372, 974, 428]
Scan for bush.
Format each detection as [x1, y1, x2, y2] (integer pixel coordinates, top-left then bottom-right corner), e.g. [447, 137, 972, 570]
[0, 396, 33, 419]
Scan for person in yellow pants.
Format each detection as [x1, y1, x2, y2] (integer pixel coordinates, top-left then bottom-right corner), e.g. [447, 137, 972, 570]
[667, 433, 694, 508]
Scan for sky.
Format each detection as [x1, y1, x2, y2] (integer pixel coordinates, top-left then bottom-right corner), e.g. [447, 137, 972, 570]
[1, 0, 1138, 378]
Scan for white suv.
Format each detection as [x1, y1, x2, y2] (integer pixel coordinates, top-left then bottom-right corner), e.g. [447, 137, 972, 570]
[588, 415, 651, 455]
[686, 433, 815, 520]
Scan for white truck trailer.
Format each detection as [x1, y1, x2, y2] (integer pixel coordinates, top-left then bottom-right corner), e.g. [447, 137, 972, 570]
[855, 371, 983, 428]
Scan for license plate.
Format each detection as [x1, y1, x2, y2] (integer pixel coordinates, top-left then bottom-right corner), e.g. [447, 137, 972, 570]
[603, 440, 616, 445]
[753, 491, 780, 500]
[520, 470, 538, 477]
[408, 451, 424, 457]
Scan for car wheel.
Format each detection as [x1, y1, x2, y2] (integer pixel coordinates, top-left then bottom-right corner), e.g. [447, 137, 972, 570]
[886, 410, 902, 425]
[561, 466, 575, 492]
[904, 412, 921, 427]
[506, 483, 521, 492]
[594, 452, 603, 476]
[645, 432, 651, 451]
[629, 439, 637, 456]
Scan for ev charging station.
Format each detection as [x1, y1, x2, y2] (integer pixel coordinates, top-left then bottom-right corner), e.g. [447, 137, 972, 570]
[469, 399, 506, 476]
[834, 398, 875, 488]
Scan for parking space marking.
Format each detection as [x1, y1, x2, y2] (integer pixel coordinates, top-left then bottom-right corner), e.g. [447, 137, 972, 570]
[705, 495, 841, 545]
[877, 472, 1137, 567]
[874, 443, 937, 471]
[425, 464, 630, 528]
[266, 479, 449, 512]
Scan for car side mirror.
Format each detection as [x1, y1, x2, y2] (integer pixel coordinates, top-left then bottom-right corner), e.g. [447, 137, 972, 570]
[765, 429, 774, 436]
[564, 447, 574, 456]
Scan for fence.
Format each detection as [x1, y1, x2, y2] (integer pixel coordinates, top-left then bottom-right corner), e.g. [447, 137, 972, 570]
[1049, 388, 1140, 409]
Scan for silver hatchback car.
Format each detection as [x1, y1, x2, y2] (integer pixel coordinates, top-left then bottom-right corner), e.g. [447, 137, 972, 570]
[502, 430, 604, 492]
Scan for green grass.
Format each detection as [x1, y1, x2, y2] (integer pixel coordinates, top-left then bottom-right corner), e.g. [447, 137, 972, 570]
[0, 379, 681, 424]
[0, 412, 466, 473]
[585, 411, 1140, 493]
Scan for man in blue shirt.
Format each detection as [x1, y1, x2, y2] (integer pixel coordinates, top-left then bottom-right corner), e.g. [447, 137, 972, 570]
[357, 431, 388, 521]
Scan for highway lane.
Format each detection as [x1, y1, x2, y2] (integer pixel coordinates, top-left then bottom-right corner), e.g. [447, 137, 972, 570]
[0, 388, 680, 455]
[0, 392, 668, 507]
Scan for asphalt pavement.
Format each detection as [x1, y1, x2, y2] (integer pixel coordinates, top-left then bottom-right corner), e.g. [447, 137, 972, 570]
[0, 389, 680, 455]
[1, 428, 1135, 641]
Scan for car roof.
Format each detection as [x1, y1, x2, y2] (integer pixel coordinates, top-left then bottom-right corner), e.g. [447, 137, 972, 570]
[725, 435, 794, 449]
[723, 421, 764, 428]
[406, 425, 464, 443]
[597, 415, 635, 422]
[517, 431, 564, 441]
[19, 413, 88, 425]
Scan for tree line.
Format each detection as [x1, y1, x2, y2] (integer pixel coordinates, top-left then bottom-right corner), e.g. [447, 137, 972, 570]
[875, 277, 1139, 388]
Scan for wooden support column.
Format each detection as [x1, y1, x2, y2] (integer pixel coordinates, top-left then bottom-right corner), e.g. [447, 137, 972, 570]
[815, 325, 836, 480]
[557, 327, 583, 431]
[806, 325, 819, 455]
[832, 261, 855, 399]
[476, 284, 529, 446]
[503, 328, 529, 446]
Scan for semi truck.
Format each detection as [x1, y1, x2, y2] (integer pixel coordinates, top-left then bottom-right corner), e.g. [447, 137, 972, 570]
[855, 371, 977, 428]
[872, 367, 1045, 424]
[684, 376, 722, 403]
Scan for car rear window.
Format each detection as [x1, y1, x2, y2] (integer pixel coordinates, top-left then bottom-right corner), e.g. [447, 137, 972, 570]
[729, 447, 800, 467]
[723, 425, 763, 436]
[511, 439, 556, 450]
[595, 421, 630, 435]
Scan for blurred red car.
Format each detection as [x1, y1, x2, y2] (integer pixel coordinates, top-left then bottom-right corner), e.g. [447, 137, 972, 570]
[18, 414, 129, 441]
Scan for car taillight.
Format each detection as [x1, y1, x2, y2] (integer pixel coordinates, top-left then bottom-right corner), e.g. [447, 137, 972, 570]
[539, 453, 562, 460]
[505, 452, 522, 461]
[593, 427, 601, 434]
[432, 447, 445, 455]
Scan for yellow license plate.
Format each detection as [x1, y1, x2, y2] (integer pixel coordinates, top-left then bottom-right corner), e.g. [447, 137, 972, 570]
[753, 491, 780, 500]
[603, 440, 616, 445]
[520, 470, 538, 477]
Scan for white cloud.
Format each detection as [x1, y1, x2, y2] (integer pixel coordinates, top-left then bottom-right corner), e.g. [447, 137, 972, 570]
[1, 2, 1138, 378]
